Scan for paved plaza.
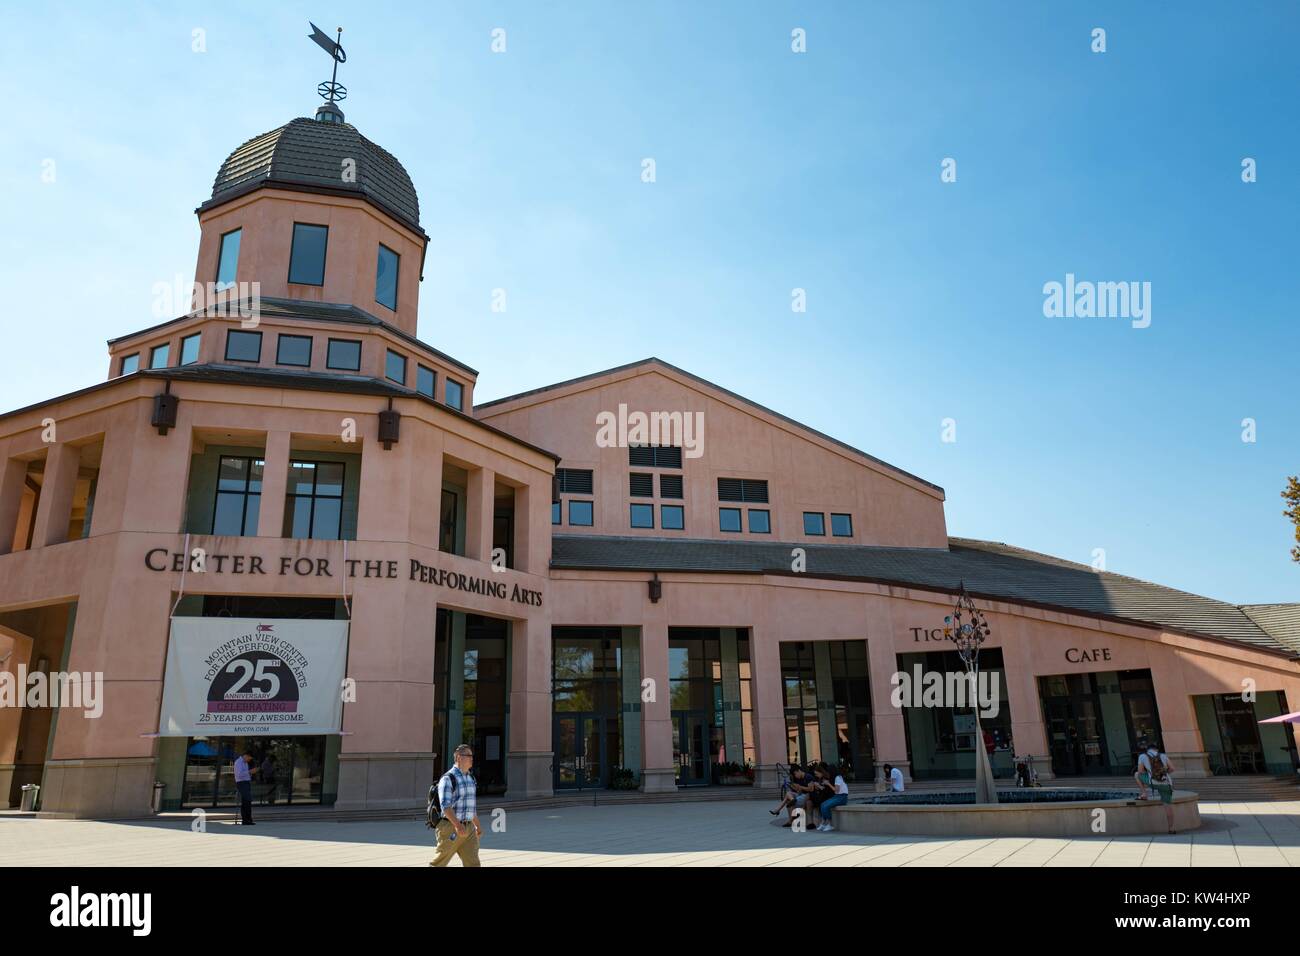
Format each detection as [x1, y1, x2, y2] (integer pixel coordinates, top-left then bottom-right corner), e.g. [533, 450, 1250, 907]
[3, 799, 1300, 867]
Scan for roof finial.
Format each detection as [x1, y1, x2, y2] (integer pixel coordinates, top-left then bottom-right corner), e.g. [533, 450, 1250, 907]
[308, 22, 347, 123]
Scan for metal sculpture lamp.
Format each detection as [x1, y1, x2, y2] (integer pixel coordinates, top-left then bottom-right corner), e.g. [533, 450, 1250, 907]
[945, 582, 998, 805]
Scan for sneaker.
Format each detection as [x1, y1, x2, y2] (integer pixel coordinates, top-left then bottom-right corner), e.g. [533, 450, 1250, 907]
[822, 824, 835, 831]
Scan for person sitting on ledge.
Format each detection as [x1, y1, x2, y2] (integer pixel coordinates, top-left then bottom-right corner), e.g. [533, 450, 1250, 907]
[771, 765, 815, 827]
[1134, 738, 1177, 834]
[815, 763, 850, 832]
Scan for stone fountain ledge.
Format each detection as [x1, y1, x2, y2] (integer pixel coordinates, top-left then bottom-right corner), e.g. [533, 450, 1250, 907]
[833, 789, 1200, 837]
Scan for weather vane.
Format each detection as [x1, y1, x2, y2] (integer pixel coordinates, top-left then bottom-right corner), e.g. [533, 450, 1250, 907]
[308, 22, 347, 111]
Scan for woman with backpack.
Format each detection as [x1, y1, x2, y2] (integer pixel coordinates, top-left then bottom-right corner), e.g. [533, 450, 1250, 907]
[1134, 738, 1177, 834]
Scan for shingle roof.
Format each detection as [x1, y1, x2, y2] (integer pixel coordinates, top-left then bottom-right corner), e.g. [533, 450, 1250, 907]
[201, 118, 422, 233]
[549, 534, 1298, 656]
[1242, 604, 1300, 649]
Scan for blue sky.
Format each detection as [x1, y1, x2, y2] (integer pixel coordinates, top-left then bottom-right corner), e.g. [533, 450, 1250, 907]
[1, 2, 1296, 603]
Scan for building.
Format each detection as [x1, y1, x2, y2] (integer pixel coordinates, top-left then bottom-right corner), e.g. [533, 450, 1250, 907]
[2, 92, 1297, 818]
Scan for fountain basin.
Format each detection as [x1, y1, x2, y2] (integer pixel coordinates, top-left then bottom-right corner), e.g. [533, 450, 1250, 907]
[832, 789, 1200, 837]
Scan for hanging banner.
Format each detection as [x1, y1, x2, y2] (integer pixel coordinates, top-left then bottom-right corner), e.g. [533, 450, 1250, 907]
[159, 618, 349, 736]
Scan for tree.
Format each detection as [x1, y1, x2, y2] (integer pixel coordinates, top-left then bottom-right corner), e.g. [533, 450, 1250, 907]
[1284, 476, 1300, 562]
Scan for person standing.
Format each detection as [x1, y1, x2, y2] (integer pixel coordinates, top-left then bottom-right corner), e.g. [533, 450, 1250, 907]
[233, 750, 256, 826]
[430, 744, 482, 867]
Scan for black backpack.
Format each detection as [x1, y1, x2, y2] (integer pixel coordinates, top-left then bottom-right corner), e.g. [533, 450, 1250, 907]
[425, 770, 458, 828]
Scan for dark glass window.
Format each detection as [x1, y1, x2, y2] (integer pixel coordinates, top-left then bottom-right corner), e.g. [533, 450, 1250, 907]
[150, 344, 170, 369]
[748, 509, 770, 533]
[180, 333, 201, 365]
[385, 350, 407, 384]
[551, 501, 561, 525]
[326, 339, 361, 371]
[212, 456, 263, 535]
[569, 500, 593, 526]
[276, 334, 312, 367]
[375, 244, 399, 311]
[629, 445, 682, 468]
[630, 503, 654, 528]
[629, 473, 654, 498]
[216, 229, 241, 290]
[718, 478, 769, 503]
[284, 460, 345, 540]
[659, 474, 684, 499]
[556, 469, 594, 494]
[288, 223, 328, 286]
[417, 365, 435, 398]
[831, 513, 853, 537]
[661, 505, 684, 530]
[119, 353, 140, 375]
[803, 512, 826, 536]
[719, 507, 741, 533]
[224, 330, 262, 363]
[445, 379, 464, 410]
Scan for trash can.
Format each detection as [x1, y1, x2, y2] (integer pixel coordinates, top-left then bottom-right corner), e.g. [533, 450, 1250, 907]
[19, 783, 39, 812]
[151, 782, 166, 813]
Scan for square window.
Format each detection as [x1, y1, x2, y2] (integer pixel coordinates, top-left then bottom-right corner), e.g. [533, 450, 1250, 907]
[385, 349, 407, 384]
[326, 338, 361, 371]
[288, 223, 328, 286]
[630, 503, 654, 528]
[719, 507, 741, 533]
[119, 353, 140, 375]
[417, 365, 435, 398]
[629, 473, 654, 498]
[445, 379, 464, 410]
[551, 501, 561, 525]
[180, 333, 201, 365]
[224, 330, 262, 363]
[659, 474, 684, 499]
[149, 343, 170, 369]
[748, 509, 770, 534]
[276, 334, 312, 367]
[831, 513, 853, 537]
[568, 500, 593, 526]
[803, 512, 826, 536]
[375, 244, 400, 311]
[661, 505, 684, 530]
[216, 228, 241, 290]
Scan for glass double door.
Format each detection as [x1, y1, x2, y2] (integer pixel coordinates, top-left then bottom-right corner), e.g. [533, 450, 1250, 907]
[554, 713, 617, 789]
[1042, 697, 1110, 776]
[673, 710, 711, 786]
[181, 736, 325, 807]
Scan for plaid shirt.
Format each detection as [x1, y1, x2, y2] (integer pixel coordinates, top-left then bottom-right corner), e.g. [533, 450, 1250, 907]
[437, 764, 477, 822]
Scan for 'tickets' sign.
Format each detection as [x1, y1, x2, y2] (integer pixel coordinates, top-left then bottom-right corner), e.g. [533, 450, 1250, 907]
[159, 618, 349, 736]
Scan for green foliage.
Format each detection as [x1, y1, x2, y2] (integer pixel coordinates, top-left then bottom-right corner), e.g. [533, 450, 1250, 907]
[609, 767, 640, 790]
[1284, 476, 1300, 562]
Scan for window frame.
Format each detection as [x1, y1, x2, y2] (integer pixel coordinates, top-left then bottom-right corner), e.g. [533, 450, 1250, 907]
[224, 329, 263, 363]
[629, 503, 655, 529]
[179, 332, 201, 366]
[445, 378, 464, 411]
[375, 243, 400, 312]
[568, 500, 594, 527]
[416, 364, 436, 398]
[287, 222, 329, 287]
[325, 338, 362, 372]
[385, 349, 407, 385]
[211, 454, 264, 536]
[275, 334, 313, 368]
[831, 513, 853, 537]
[149, 343, 170, 369]
[719, 507, 742, 533]
[748, 509, 771, 534]
[284, 459, 346, 540]
[215, 227, 242, 291]
[661, 504, 685, 530]
[119, 353, 140, 376]
[803, 512, 826, 536]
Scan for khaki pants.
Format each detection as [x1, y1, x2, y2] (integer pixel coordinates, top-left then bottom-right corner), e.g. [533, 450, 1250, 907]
[430, 819, 481, 867]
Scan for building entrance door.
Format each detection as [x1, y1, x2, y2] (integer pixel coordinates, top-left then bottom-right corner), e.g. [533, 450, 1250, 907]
[1041, 695, 1110, 776]
[553, 713, 613, 789]
[673, 711, 710, 786]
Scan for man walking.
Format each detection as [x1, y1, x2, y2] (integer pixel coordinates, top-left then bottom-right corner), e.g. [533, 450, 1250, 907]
[430, 744, 482, 867]
[234, 750, 256, 826]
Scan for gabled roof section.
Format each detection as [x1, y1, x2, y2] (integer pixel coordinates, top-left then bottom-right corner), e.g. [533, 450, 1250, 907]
[549, 533, 1299, 657]
[476, 357, 943, 497]
[1242, 603, 1300, 650]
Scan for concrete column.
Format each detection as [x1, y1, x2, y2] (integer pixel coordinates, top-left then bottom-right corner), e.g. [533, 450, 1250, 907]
[512, 483, 531, 573]
[620, 626, 643, 775]
[356, 428, 413, 542]
[720, 628, 744, 767]
[0, 456, 28, 556]
[751, 622, 786, 788]
[1002, 651, 1053, 781]
[507, 616, 554, 797]
[639, 616, 676, 792]
[814, 642, 839, 762]
[1149, 661, 1210, 778]
[867, 625, 910, 785]
[30, 443, 79, 547]
[256, 430, 291, 537]
[465, 466, 494, 561]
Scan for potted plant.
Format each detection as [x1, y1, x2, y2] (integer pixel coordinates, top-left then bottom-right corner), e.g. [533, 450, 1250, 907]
[609, 766, 640, 790]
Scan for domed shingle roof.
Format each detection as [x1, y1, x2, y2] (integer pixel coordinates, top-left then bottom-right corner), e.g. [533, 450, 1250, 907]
[203, 117, 422, 233]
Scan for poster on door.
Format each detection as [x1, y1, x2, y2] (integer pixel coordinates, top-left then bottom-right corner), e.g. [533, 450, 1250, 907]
[159, 618, 349, 735]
